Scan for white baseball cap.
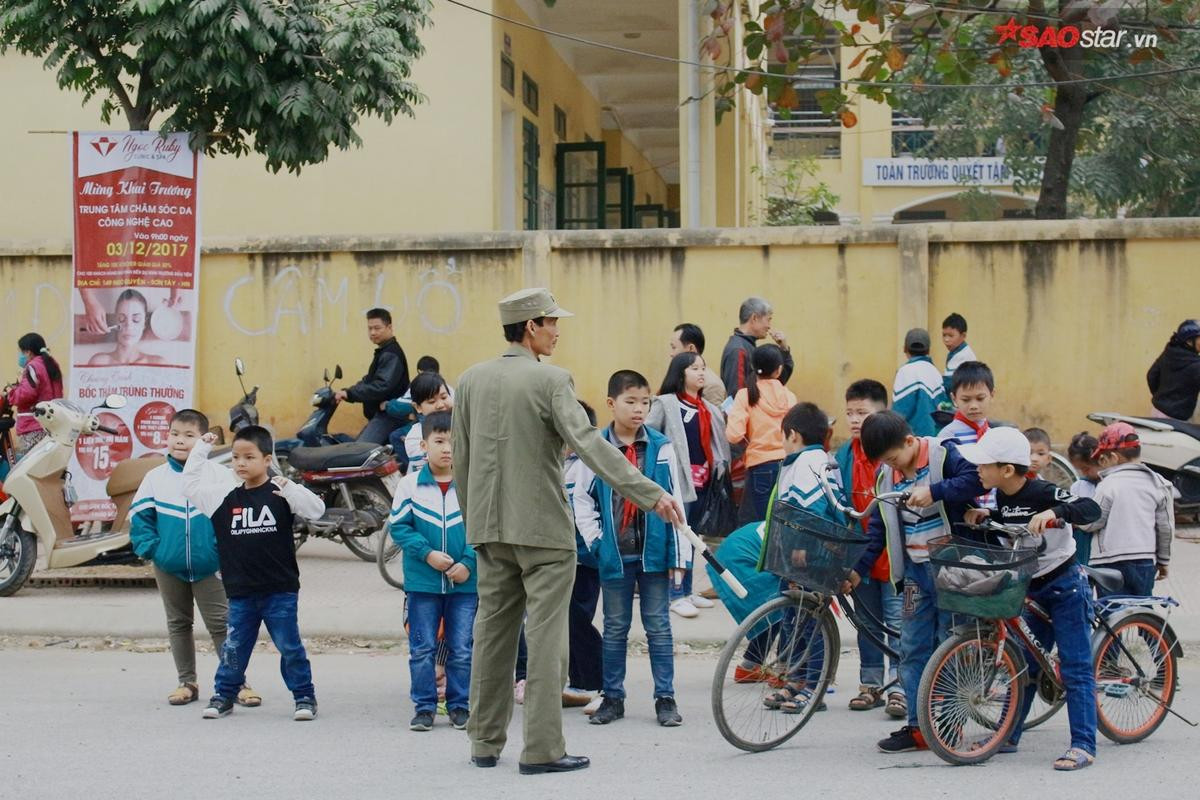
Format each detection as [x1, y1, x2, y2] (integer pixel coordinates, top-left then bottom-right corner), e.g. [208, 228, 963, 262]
[957, 426, 1031, 466]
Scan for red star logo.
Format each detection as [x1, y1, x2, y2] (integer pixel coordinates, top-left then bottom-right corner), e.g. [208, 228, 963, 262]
[995, 16, 1020, 45]
[90, 136, 117, 156]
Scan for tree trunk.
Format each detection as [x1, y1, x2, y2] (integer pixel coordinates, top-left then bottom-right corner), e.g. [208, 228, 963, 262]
[1034, 82, 1086, 219]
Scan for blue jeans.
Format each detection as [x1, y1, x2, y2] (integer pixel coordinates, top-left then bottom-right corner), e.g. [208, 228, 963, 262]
[899, 559, 954, 727]
[215, 592, 314, 702]
[359, 414, 400, 445]
[601, 561, 674, 699]
[1098, 558, 1156, 598]
[854, 576, 903, 691]
[408, 591, 477, 713]
[1010, 566, 1097, 755]
[745, 461, 781, 521]
[569, 565, 603, 691]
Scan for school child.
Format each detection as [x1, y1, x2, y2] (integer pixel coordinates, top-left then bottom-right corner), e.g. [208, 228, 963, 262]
[184, 426, 326, 722]
[937, 361, 997, 509]
[129, 409, 260, 708]
[958, 426, 1101, 771]
[1066, 432, 1102, 564]
[844, 411, 984, 753]
[892, 329, 947, 438]
[834, 380, 904, 718]
[398, 372, 453, 475]
[573, 370, 688, 728]
[564, 401, 604, 712]
[389, 411, 477, 732]
[726, 345, 798, 520]
[1078, 423, 1175, 597]
[940, 312, 978, 395]
[1023, 427, 1054, 479]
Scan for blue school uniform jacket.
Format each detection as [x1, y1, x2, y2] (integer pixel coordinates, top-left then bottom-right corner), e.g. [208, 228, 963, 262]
[893, 356, 948, 437]
[130, 456, 228, 583]
[389, 465, 477, 594]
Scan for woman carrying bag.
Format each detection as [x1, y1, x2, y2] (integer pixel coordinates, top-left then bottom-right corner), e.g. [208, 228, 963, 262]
[647, 352, 731, 618]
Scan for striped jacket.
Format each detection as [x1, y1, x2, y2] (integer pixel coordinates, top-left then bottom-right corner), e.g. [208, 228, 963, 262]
[757, 445, 847, 568]
[130, 456, 235, 582]
[942, 341, 977, 394]
[893, 356, 948, 437]
[388, 465, 476, 594]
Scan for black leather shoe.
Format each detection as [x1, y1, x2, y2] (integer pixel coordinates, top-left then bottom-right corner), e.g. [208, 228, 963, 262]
[471, 755, 498, 768]
[518, 754, 591, 775]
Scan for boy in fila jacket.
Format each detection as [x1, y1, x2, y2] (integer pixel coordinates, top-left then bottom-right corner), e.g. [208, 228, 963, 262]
[184, 425, 325, 723]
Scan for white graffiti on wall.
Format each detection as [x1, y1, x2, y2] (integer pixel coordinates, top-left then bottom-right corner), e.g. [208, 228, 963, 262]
[222, 259, 463, 337]
[0, 283, 68, 338]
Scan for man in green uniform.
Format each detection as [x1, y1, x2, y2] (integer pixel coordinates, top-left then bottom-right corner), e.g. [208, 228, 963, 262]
[454, 288, 684, 775]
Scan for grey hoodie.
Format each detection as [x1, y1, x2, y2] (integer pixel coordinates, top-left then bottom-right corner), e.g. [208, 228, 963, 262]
[1080, 462, 1175, 566]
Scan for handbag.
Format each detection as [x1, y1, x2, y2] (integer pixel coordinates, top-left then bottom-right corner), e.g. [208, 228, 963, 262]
[693, 471, 738, 538]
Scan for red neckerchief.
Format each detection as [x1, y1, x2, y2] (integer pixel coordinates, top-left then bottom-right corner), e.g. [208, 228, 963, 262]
[849, 438, 879, 518]
[953, 411, 989, 441]
[620, 443, 640, 531]
[678, 392, 713, 466]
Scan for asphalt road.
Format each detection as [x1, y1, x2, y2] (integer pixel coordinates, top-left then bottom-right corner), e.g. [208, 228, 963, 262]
[1, 645, 1196, 800]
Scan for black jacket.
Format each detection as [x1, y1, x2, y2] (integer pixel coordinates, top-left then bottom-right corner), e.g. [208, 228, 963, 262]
[719, 330, 794, 399]
[346, 338, 410, 420]
[1147, 343, 1200, 421]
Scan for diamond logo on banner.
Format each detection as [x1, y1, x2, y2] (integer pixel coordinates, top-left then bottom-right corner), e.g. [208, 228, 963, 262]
[89, 136, 117, 157]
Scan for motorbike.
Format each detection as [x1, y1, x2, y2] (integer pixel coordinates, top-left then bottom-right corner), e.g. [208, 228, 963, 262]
[271, 364, 354, 481]
[0, 395, 165, 596]
[1088, 412, 1200, 520]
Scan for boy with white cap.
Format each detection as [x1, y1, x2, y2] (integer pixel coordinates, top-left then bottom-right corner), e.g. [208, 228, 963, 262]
[958, 426, 1101, 772]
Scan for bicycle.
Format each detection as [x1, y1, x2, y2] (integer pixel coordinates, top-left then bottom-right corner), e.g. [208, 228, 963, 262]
[710, 473, 911, 752]
[916, 519, 1193, 766]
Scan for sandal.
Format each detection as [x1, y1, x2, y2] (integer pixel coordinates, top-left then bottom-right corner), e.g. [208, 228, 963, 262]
[762, 683, 805, 710]
[849, 686, 885, 711]
[236, 684, 263, 707]
[885, 691, 907, 719]
[168, 683, 199, 706]
[781, 687, 826, 715]
[1053, 748, 1095, 771]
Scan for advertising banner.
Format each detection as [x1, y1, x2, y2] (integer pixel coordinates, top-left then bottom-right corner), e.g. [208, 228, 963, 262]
[68, 131, 200, 521]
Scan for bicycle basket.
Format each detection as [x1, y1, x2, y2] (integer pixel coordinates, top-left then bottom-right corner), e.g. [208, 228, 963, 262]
[762, 500, 868, 593]
[927, 535, 1039, 619]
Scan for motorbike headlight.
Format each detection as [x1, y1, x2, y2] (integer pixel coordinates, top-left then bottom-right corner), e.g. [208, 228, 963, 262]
[311, 394, 321, 407]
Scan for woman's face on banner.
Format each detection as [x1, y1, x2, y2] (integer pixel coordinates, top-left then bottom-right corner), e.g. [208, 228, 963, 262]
[115, 297, 147, 347]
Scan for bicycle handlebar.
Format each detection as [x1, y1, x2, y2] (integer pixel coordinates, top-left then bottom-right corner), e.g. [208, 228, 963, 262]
[955, 518, 1065, 539]
[812, 464, 909, 520]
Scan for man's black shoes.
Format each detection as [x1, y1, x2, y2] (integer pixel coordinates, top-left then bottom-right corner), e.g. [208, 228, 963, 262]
[518, 754, 591, 775]
[471, 755, 498, 768]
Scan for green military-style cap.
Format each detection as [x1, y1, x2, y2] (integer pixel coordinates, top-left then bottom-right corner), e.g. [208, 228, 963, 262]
[498, 287, 575, 325]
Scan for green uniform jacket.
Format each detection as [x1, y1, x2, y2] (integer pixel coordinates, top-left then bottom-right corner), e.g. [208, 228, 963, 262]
[453, 345, 664, 551]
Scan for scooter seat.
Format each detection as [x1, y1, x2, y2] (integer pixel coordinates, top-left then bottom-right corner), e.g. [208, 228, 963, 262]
[288, 442, 382, 471]
[1083, 566, 1125, 594]
[1136, 416, 1200, 442]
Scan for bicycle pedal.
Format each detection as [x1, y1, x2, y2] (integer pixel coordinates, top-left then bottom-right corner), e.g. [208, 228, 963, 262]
[1103, 683, 1133, 699]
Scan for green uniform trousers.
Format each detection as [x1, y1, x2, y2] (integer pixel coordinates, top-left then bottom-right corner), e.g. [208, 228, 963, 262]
[467, 542, 576, 764]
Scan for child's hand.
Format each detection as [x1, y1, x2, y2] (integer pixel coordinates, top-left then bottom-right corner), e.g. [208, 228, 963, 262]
[839, 569, 862, 595]
[905, 487, 934, 508]
[200, 432, 218, 445]
[964, 508, 990, 526]
[1157, 564, 1169, 580]
[271, 476, 291, 495]
[426, 551, 454, 571]
[1027, 509, 1058, 535]
[446, 563, 470, 583]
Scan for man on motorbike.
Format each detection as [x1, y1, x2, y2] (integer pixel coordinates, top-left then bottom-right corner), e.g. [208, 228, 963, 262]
[1147, 319, 1200, 422]
[334, 309, 411, 444]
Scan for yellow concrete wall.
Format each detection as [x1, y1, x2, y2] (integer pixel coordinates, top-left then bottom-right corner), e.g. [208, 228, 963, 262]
[0, 4, 496, 240]
[5, 219, 1195, 448]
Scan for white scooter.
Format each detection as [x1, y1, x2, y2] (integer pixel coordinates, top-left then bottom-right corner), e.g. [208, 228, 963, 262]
[1088, 412, 1200, 521]
[0, 395, 161, 596]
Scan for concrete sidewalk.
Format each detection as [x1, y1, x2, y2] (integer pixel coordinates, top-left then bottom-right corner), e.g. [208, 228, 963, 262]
[3, 528, 1200, 645]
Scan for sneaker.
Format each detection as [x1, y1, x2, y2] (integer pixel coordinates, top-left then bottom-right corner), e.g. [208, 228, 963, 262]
[877, 725, 927, 753]
[733, 664, 785, 688]
[562, 687, 592, 708]
[513, 679, 526, 705]
[583, 695, 604, 716]
[689, 594, 715, 609]
[448, 707, 470, 730]
[588, 696, 625, 725]
[669, 598, 699, 618]
[293, 699, 317, 721]
[202, 695, 234, 719]
[410, 711, 435, 732]
[655, 696, 683, 727]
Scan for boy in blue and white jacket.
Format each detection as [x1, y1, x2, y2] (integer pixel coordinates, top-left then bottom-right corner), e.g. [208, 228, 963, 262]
[573, 370, 688, 728]
[130, 410, 258, 708]
[388, 411, 477, 733]
[892, 328, 947, 438]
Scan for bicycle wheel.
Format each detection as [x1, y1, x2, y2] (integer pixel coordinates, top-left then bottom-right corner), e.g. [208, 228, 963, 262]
[1022, 646, 1066, 730]
[917, 630, 1026, 765]
[1093, 612, 1177, 744]
[1042, 453, 1079, 491]
[711, 592, 838, 752]
[377, 528, 404, 590]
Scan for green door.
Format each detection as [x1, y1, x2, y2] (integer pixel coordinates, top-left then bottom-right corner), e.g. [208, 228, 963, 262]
[634, 203, 665, 228]
[523, 119, 539, 230]
[555, 142, 606, 229]
[605, 168, 635, 229]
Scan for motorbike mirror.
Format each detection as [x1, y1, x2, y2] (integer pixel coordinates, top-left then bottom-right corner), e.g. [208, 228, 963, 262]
[334, 365, 343, 381]
[235, 357, 245, 376]
[323, 368, 330, 383]
[104, 394, 127, 410]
